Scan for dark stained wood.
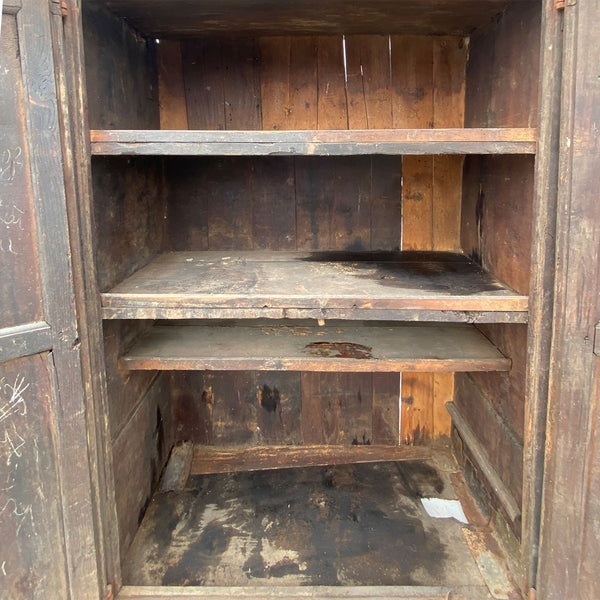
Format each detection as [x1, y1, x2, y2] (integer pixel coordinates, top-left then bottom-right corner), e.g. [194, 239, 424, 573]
[301, 372, 373, 444]
[465, 1, 541, 129]
[251, 158, 296, 250]
[205, 159, 253, 250]
[82, 0, 159, 130]
[112, 374, 174, 555]
[170, 372, 214, 445]
[102, 320, 157, 441]
[255, 371, 303, 446]
[0, 15, 44, 329]
[446, 402, 521, 525]
[521, 0, 563, 590]
[120, 322, 511, 373]
[0, 322, 52, 362]
[454, 374, 523, 513]
[90, 128, 538, 155]
[370, 156, 403, 251]
[372, 373, 400, 445]
[103, 0, 533, 37]
[537, 0, 600, 597]
[91, 156, 166, 292]
[190, 444, 434, 475]
[101, 251, 529, 319]
[210, 372, 260, 447]
[0, 355, 69, 597]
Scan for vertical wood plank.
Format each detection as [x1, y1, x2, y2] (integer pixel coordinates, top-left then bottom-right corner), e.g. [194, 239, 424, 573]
[316, 36, 348, 130]
[295, 157, 333, 250]
[221, 38, 262, 130]
[206, 158, 253, 250]
[373, 373, 400, 445]
[390, 35, 433, 128]
[287, 36, 319, 129]
[182, 39, 225, 130]
[211, 372, 259, 447]
[157, 40, 189, 130]
[433, 36, 467, 128]
[252, 158, 296, 250]
[259, 36, 291, 130]
[370, 156, 403, 251]
[433, 373, 454, 437]
[331, 157, 372, 250]
[432, 155, 464, 252]
[171, 372, 213, 445]
[301, 373, 372, 445]
[256, 372, 303, 445]
[345, 35, 392, 129]
[401, 373, 434, 445]
[402, 156, 434, 250]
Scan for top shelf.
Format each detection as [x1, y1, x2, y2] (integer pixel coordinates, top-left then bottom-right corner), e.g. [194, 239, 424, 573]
[90, 128, 537, 156]
[104, 0, 535, 37]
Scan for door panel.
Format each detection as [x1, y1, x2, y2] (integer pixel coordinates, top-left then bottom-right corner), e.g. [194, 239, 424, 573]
[0, 1, 101, 598]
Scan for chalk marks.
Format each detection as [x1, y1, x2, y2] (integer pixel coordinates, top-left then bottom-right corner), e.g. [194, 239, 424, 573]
[0, 145, 25, 255]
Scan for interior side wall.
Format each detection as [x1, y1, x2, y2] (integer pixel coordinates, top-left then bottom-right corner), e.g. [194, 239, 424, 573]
[455, 2, 541, 548]
[162, 33, 466, 449]
[83, 1, 173, 558]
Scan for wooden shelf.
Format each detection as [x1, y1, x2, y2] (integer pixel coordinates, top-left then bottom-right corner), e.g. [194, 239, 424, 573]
[120, 321, 510, 372]
[90, 128, 537, 156]
[104, 0, 531, 37]
[101, 251, 529, 322]
[190, 444, 434, 475]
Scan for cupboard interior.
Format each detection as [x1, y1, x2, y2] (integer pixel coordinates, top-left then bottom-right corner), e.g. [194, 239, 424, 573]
[83, 0, 541, 594]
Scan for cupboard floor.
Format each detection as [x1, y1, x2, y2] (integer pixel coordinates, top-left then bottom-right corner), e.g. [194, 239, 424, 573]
[122, 455, 518, 597]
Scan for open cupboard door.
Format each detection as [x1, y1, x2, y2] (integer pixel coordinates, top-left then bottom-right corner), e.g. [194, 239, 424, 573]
[0, 0, 101, 598]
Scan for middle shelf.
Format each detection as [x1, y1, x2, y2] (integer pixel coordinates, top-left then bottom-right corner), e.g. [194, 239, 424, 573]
[101, 251, 529, 322]
[120, 320, 511, 372]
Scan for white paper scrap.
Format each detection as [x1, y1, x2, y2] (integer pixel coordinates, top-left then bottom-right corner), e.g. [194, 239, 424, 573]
[420, 498, 468, 524]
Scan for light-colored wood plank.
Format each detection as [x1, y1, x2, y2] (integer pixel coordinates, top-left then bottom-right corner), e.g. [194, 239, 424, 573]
[316, 36, 348, 129]
[432, 155, 464, 252]
[157, 40, 188, 129]
[190, 444, 434, 475]
[159, 441, 194, 492]
[259, 36, 291, 130]
[117, 584, 453, 599]
[90, 128, 537, 155]
[433, 372, 454, 437]
[120, 322, 510, 373]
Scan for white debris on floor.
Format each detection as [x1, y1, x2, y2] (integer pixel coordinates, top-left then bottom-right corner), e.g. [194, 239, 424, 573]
[420, 498, 468, 524]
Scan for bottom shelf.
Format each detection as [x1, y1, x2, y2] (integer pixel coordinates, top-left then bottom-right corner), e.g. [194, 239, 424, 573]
[121, 451, 519, 595]
[120, 321, 510, 372]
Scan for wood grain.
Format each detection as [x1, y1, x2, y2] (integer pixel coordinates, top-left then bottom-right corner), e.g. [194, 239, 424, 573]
[157, 40, 188, 129]
[120, 322, 510, 373]
[190, 444, 433, 475]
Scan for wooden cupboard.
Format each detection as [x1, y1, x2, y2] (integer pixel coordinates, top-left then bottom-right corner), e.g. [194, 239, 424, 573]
[0, 0, 598, 599]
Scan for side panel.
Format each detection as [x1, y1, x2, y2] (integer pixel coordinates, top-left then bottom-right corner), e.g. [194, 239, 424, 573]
[0, 1, 101, 598]
[538, 0, 600, 597]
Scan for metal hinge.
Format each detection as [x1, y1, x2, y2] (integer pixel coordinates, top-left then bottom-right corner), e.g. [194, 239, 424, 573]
[50, 0, 68, 16]
[555, 0, 577, 8]
[104, 584, 114, 600]
[594, 323, 600, 357]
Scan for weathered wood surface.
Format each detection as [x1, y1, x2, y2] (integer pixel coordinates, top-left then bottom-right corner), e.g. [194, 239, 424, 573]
[159, 441, 194, 492]
[117, 586, 455, 599]
[537, 0, 600, 597]
[190, 445, 433, 475]
[104, 0, 533, 36]
[446, 402, 521, 525]
[120, 322, 510, 372]
[0, 1, 102, 597]
[101, 251, 529, 318]
[90, 128, 537, 155]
